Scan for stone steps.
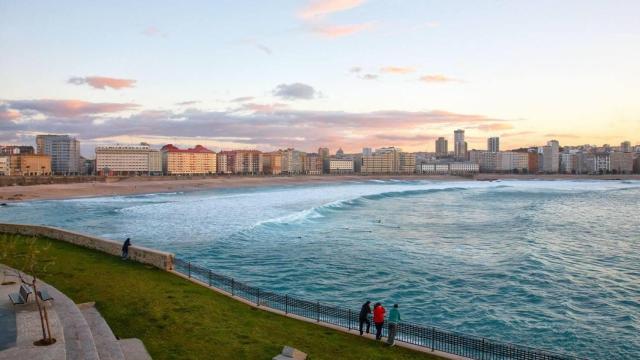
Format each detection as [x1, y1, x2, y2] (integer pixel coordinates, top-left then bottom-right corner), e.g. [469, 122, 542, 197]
[78, 303, 125, 360]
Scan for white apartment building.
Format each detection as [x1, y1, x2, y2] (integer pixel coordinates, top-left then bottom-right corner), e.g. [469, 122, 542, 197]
[542, 140, 560, 173]
[329, 159, 354, 174]
[449, 162, 480, 174]
[95, 144, 162, 175]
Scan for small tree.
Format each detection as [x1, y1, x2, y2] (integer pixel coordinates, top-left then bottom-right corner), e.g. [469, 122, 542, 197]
[3, 235, 57, 346]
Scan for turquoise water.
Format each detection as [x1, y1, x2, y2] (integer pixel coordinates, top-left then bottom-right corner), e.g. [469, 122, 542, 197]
[1, 179, 639, 359]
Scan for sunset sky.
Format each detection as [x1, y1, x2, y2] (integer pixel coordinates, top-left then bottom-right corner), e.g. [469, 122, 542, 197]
[1, 0, 639, 156]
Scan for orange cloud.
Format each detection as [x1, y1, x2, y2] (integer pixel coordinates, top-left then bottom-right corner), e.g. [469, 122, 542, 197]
[476, 123, 514, 131]
[300, 0, 365, 19]
[0, 108, 20, 121]
[380, 66, 416, 74]
[69, 76, 136, 90]
[312, 23, 372, 38]
[419, 74, 461, 83]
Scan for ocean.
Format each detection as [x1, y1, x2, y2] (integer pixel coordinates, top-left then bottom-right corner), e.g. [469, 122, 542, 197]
[1, 179, 639, 359]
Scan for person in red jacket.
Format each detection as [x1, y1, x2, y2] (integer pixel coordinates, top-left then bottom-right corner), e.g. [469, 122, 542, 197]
[373, 302, 386, 340]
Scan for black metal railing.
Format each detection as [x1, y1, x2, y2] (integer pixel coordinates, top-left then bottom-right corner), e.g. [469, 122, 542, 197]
[173, 258, 585, 360]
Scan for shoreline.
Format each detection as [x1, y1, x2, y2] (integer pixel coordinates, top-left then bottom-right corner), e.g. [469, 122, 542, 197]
[0, 174, 638, 203]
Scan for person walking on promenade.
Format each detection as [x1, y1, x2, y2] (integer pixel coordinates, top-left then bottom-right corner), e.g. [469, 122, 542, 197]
[121, 238, 131, 260]
[387, 304, 401, 346]
[359, 301, 372, 335]
[373, 302, 386, 340]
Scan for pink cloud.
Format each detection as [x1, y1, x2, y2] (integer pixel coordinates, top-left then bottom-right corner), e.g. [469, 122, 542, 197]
[311, 22, 372, 38]
[419, 74, 462, 83]
[300, 0, 366, 19]
[142, 26, 167, 37]
[476, 123, 514, 131]
[6, 99, 139, 117]
[381, 66, 416, 74]
[69, 76, 136, 90]
[240, 103, 289, 113]
[0, 108, 20, 121]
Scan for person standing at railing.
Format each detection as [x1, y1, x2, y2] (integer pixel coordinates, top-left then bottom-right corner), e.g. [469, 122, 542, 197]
[373, 302, 386, 340]
[387, 304, 401, 346]
[121, 238, 131, 260]
[359, 301, 372, 335]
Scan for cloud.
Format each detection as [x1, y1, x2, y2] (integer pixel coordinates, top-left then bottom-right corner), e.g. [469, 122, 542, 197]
[476, 123, 514, 132]
[380, 66, 415, 74]
[239, 103, 288, 113]
[361, 74, 378, 80]
[0, 104, 21, 121]
[419, 74, 462, 83]
[68, 76, 136, 90]
[142, 26, 167, 37]
[4, 99, 138, 117]
[299, 0, 366, 19]
[310, 22, 372, 37]
[175, 101, 200, 106]
[272, 83, 318, 100]
[1, 104, 506, 153]
[231, 96, 255, 103]
[349, 66, 362, 73]
[543, 133, 580, 139]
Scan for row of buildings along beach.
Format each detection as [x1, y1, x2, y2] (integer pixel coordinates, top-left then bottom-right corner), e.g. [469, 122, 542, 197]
[1, 132, 640, 176]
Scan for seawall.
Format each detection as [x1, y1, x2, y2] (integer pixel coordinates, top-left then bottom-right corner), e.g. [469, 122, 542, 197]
[0, 223, 173, 271]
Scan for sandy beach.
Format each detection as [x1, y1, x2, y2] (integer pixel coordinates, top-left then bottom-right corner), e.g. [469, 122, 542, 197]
[0, 174, 638, 203]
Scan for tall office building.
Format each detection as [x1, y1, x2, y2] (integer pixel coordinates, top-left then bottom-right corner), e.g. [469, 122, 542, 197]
[435, 137, 448, 157]
[362, 147, 372, 157]
[36, 134, 81, 175]
[318, 147, 330, 173]
[488, 137, 500, 152]
[542, 140, 560, 173]
[621, 141, 631, 153]
[454, 130, 467, 160]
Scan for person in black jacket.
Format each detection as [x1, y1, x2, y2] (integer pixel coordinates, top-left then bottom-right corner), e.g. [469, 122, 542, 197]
[359, 300, 372, 335]
[121, 238, 131, 260]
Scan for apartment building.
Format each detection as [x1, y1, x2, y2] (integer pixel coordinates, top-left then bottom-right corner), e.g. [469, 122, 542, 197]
[542, 140, 560, 173]
[95, 144, 162, 175]
[435, 137, 448, 157]
[303, 153, 322, 175]
[610, 152, 634, 174]
[36, 135, 81, 175]
[329, 158, 354, 174]
[161, 144, 217, 175]
[281, 149, 304, 175]
[217, 152, 230, 174]
[469, 150, 498, 172]
[487, 137, 500, 152]
[0, 153, 52, 176]
[262, 151, 283, 175]
[220, 150, 262, 174]
[449, 162, 480, 174]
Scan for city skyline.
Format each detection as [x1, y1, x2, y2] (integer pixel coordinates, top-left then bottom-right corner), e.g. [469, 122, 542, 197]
[2, 1, 640, 154]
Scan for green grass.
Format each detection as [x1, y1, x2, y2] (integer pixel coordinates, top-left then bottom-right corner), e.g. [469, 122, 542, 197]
[0, 234, 442, 360]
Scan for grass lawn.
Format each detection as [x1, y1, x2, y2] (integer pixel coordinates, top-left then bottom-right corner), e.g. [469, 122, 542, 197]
[0, 234, 443, 360]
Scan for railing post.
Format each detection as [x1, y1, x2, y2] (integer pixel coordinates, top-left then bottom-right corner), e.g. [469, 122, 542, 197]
[208, 269, 211, 286]
[431, 327, 435, 351]
[257, 288, 260, 306]
[231, 279, 235, 296]
[348, 309, 351, 330]
[481, 338, 485, 360]
[188, 262, 191, 278]
[285, 295, 288, 314]
[316, 301, 320, 322]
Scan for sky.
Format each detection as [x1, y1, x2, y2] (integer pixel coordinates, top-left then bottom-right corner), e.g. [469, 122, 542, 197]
[1, 0, 639, 156]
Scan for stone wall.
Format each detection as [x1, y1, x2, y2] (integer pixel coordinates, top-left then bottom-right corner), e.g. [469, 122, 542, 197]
[0, 223, 174, 271]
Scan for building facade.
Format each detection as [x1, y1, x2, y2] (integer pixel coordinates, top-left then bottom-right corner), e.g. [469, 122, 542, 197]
[435, 137, 448, 157]
[542, 140, 560, 173]
[303, 153, 322, 175]
[161, 144, 217, 175]
[454, 129, 467, 160]
[262, 151, 283, 175]
[610, 152, 633, 174]
[95, 144, 161, 176]
[329, 159, 354, 174]
[488, 137, 500, 152]
[36, 135, 81, 175]
[220, 150, 262, 175]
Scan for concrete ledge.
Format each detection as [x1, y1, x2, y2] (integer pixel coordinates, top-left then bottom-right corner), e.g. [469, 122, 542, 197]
[0, 223, 174, 271]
